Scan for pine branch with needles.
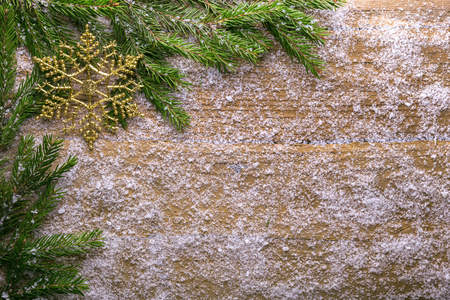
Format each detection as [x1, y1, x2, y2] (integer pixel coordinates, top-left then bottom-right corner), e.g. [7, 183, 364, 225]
[0, 135, 104, 299]
[0, 0, 345, 132]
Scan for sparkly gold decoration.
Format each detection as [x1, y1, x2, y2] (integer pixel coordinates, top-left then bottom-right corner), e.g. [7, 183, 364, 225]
[33, 24, 143, 150]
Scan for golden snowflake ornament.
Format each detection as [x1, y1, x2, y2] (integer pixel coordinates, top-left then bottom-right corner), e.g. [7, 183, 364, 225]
[33, 24, 144, 150]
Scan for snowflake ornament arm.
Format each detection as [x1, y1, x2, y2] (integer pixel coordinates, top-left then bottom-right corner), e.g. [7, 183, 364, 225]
[33, 25, 143, 150]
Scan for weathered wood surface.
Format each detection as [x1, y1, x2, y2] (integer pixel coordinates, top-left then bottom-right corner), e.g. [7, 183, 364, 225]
[17, 0, 450, 299]
[38, 139, 447, 299]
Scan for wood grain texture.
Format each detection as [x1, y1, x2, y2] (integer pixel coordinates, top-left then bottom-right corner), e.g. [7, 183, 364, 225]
[350, 0, 450, 10]
[12, 0, 448, 298]
[38, 139, 450, 299]
[51, 139, 450, 239]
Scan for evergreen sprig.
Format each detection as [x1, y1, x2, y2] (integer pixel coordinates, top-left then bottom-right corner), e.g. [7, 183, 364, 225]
[0, 135, 105, 299]
[1, 0, 344, 133]
[0, 7, 42, 150]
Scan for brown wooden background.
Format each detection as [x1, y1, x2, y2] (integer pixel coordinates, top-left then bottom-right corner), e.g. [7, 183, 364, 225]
[17, 0, 450, 298]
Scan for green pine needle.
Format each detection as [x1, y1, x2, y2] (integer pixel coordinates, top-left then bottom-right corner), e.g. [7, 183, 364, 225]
[0, 135, 104, 299]
[0, 1, 345, 297]
[0, 0, 345, 133]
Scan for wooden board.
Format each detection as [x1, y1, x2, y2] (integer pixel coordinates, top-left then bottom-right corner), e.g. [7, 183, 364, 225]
[12, 0, 450, 298]
[38, 139, 450, 299]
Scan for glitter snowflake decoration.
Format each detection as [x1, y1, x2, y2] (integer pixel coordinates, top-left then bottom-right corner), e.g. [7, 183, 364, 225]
[33, 25, 143, 150]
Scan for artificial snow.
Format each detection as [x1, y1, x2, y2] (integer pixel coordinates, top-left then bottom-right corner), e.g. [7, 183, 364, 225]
[9, 0, 450, 298]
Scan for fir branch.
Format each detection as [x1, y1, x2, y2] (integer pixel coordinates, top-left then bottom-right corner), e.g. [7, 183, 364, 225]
[265, 20, 323, 77]
[10, 135, 77, 194]
[13, 273, 88, 297]
[15, 9, 58, 57]
[138, 69, 191, 129]
[0, 6, 16, 104]
[0, 135, 104, 298]
[2, 0, 345, 130]
[110, 10, 194, 129]
[24, 229, 104, 259]
[48, 0, 124, 46]
[283, 0, 346, 10]
[209, 0, 278, 27]
[1, 135, 76, 238]
[16, 183, 64, 237]
[0, 68, 42, 150]
[0, 6, 19, 145]
[21, 262, 79, 277]
[2, 0, 33, 9]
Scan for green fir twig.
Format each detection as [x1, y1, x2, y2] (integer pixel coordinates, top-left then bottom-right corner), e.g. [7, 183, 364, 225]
[1, 0, 345, 132]
[0, 135, 105, 299]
